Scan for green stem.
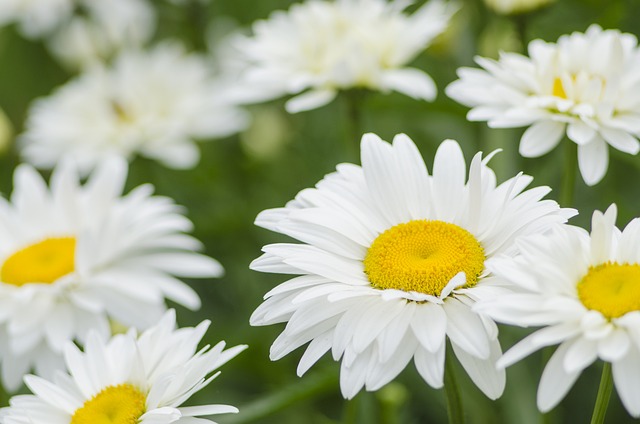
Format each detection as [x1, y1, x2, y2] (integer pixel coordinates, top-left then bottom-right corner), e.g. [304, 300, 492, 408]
[223, 369, 338, 424]
[444, 354, 465, 424]
[560, 140, 578, 207]
[590, 362, 613, 424]
[343, 90, 367, 161]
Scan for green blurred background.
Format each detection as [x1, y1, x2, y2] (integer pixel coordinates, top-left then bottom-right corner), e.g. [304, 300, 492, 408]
[0, 0, 639, 422]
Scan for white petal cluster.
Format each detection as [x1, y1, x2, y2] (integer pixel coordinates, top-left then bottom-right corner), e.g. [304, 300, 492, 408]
[477, 205, 640, 417]
[0, 0, 155, 68]
[230, 0, 457, 113]
[0, 159, 223, 390]
[251, 133, 573, 399]
[0, 310, 247, 424]
[483, 0, 555, 15]
[447, 25, 640, 186]
[21, 43, 248, 175]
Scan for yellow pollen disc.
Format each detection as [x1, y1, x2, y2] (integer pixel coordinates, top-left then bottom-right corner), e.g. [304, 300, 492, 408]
[364, 220, 485, 297]
[552, 77, 568, 99]
[577, 262, 640, 319]
[71, 384, 146, 424]
[0, 237, 76, 286]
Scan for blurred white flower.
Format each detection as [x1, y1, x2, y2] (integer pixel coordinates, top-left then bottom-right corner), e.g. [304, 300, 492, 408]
[251, 133, 573, 399]
[483, 0, 555, 15]
[1, 309, 247, 424]
[0, 0, 155, 68]
[0, 158, 223, 391]
[48, 0, 156, 69]
[477, 205, 640, 417]
[447, 25, 640, 186]
[0, 0, 72, 38]
[21, 43, 248, 174]
[230, 0, 458, 113]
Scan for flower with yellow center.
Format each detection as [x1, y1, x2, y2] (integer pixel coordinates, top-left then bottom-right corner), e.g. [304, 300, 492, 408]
[477, 204, 640, 418]
[447, 25, 640, 186]
[250, 132, 573, 399]
[227, 0, 458, 113]
[1, 309, 247, 424]
[0, 159, 223, 392]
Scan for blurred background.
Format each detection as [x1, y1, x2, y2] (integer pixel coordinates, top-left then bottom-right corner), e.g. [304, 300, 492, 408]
[0, 0, 639, 422]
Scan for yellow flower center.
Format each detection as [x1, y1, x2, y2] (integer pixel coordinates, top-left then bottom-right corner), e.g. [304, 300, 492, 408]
[552, 77, 567, 99]
[577, 262, 640, 319]
[0, 237, 76, 286]
[71, 384, 146, 424]
[363, 220, 485, 296]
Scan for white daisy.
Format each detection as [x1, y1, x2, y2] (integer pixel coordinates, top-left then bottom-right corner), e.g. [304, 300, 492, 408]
[0, 309, 247, 424]
[0, 158, 223, 391]
[229, 0, 458, 113]
[21, 42, 248, 175]
[250, 133, 574, 399]
[476, 204, 640, 417]
[446, 25, 640, 186]
[0, 0, 72, 38]
[0, 0, 155, 67]
[47, 0, 157, 69]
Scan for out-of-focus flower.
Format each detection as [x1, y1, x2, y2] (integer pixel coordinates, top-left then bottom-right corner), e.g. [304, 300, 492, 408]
[447, 25, 640, 186]
[21, 43, 249, 174]
[483, 0, 555, 15]
[229, 0, 458, 113]
[477, 205, 640, 417]
[250, 133, 574, 399]
[0, 0, 155, 68]
[0, 158, 223, 390]
[0, 0, 72, 38]
[1, 309, 247, 424]
[48, 0, 156, 69]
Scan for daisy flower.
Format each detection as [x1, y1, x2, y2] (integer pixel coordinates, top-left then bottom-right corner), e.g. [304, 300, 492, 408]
[250, 133, 574, 399]
[21, 42, 248, 175]
[476, 204, 640, 417]
[229, 0, 458, 113]
[47, 0, 156, 69]
[0, 158, 223, 391]
[0, 309, 247, 424]
[446, 25, 640, 186]
[0, 0, 155, 68]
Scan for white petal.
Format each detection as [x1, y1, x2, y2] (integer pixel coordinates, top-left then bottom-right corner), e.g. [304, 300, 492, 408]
[285, 89, 337, 113]
[537, 341, 582, 413]
[451, 338, 506, 400]
[577, 139, 609, 186]
[379, 68, 436, 101]
[519, 121, 566, 157]
[612, 347, 640, 418]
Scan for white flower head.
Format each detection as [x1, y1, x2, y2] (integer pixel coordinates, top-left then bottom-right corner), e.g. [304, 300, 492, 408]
[483, 0, 555, 15]
[21, 42, 249, 175]
[48, 0, 157, 69]
[250, 133, 574, 399]
[0, 0, 155, 67]
[1, 309, 247, 424]
[230, 0, 458, 113]
[446, 25, 640, 186]
[0, 0, 73, 38]
[0, 158, 223, 391]
[477, 204, 640, 417]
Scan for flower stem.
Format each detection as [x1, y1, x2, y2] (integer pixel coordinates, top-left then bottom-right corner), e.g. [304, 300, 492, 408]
[444, 354, 465, 424]
[560, 140, 577, 207]
[590, 362, 613, 424]
[343, 90, 367, 161]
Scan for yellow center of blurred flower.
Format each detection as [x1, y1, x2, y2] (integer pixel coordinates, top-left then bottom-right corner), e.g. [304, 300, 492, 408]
[71, 384, 146, 424]
[578, 262, 640, 319]
[552, 77, 567, 99]
[364, 220, 485, 296]
[0, 237, 76, 286]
